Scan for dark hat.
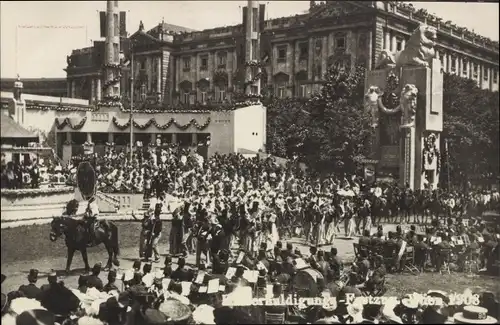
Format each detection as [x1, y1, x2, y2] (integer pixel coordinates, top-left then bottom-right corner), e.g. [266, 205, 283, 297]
[16, 309, 55, 325]
[92, 263, 102, 274]
[143, 308, 169, 325]
[143, 263, 152, 274]
[133, 260, 142, 270]
[47, 272, 58, 283]
[108, 269, 117, 279]
[28, 269, 39, 282]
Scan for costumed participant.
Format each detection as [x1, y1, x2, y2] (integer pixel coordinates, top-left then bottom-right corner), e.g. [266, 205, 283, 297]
[132, 207, 153, 259]
[84, 197, 100, 247]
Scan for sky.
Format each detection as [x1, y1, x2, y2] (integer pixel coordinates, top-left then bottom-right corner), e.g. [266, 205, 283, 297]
[1, 1, 498, 79]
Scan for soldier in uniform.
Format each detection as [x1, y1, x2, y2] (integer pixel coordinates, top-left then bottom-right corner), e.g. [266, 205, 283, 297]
[18, 269, 42, 300]
[132, 208, 153, 259]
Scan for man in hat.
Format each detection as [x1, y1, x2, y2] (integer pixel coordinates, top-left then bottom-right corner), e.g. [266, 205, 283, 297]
[103, 269, 119, 293]
[18, 269, 42, 300]
[87, 263, 104, 291]
[145, 208, 163, 263]
[132, 208, 153, 259]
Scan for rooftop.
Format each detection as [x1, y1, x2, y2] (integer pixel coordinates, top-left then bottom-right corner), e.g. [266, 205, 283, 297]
[1, 116, 38, 139]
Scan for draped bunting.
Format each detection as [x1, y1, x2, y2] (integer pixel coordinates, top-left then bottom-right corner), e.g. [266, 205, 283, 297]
[111, 116, 211, 131]
[55, 117, 87, 130]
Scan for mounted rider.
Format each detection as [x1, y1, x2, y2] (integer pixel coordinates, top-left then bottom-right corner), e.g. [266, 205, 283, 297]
[84, 196, 99, 246]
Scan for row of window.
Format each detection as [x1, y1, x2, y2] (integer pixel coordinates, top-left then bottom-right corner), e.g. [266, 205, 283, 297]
[439, 54, 498, 83]
[183, 52, 228, 71]
[181, 90, 227, 104]
[277, 36, 346, 63]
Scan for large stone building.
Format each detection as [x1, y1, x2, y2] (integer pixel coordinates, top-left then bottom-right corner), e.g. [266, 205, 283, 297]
[0, 78, 67, 98]
[65, 1, 499, 107]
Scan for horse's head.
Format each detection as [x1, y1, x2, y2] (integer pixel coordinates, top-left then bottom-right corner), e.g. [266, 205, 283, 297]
[50, 217, 67, 242]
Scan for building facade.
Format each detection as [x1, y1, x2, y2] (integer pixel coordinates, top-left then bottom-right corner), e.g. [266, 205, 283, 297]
[0, 78, 67, 98]
[65, 1, 499, 107]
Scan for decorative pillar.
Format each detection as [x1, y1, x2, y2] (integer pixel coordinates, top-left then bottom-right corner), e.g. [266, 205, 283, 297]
[67, 80, 71, 98]
[171, 133, 177, 144]
[384, 30, 390, 49]
[367, 31, 373, 70]
[91, 79, 96, 104]
[468, 60, 472, 79]
[457, 57, 462, 76]
[192, 133, 198, 145]
[108, 133, 114, 143]
[147, 57, 152, 91]
[391, 34, 397, 53]
[67, 132, 72, 143]
[401, 38, 406, 50]
[96, 78, 102, 100]
[157, 56, 161, 96]
[446, 54, 451, 73]
[86, 133, 93, 143]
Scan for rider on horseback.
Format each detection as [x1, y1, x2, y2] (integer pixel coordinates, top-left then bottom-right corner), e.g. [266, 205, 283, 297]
[84, 197, 99, 246]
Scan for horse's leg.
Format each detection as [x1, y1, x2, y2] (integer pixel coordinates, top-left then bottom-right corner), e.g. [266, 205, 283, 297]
[81, 249, 90, 273]
[104, 243, 113, 270]
[66, 247, 75, 273]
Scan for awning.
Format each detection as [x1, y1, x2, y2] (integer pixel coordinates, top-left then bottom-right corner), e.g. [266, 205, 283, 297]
[0, 116, 38, 139]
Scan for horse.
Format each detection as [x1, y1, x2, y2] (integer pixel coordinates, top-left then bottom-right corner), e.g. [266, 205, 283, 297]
[50, 217, 120, 273]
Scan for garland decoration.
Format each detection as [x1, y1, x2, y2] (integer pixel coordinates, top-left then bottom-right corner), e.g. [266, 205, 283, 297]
[1, 186, 74, 199]
[422, 133, 441, 174]
[55, 117, 87, 130]
[26, 101, 98, 112]
[103, 74, 122, 91]
[244, 60, 265, 68]
[112, 116, 211, 131]
[103, 63, 121, 69]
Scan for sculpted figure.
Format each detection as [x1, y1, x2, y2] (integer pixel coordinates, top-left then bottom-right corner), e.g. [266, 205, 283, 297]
[366, 84, 419, 129]
[399, 84, 418, 128]
[364, 86, 383, 128]
[376, 25, 437, 69]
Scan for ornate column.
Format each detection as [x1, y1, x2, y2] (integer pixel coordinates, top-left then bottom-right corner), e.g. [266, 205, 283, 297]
[458, 56, 462, 76]
[67, 132, 72, 143]
[67, 80, 71, 98]
[391, 34, 397, 52]
[91, 79, 95, 104]
[446, 54, 451, 73]
[192, 133, 198, 145]
[401, 38, 406, 50]
[157, 56, 161, 96]
[384, 30, 390, 50]
[96, 78, 102, 100]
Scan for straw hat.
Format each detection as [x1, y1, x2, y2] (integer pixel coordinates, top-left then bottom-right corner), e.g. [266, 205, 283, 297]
[454, 306, 498, 324]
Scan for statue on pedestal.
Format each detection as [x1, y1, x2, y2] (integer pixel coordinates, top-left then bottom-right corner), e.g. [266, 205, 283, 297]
[376, 25, 438, 70]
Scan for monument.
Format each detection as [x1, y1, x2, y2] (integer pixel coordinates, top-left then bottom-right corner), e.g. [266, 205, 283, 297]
[364, 25, 443, 190]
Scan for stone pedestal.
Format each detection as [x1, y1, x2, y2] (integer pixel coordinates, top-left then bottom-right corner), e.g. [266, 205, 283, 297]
[364, 59, 443, 190]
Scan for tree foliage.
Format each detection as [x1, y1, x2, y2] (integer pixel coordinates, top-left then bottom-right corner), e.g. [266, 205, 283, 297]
[265, 64, 373, 174]
[441, 73, 499, 188]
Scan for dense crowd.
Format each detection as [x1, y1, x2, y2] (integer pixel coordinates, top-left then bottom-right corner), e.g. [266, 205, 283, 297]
[3, 142, 500, 324]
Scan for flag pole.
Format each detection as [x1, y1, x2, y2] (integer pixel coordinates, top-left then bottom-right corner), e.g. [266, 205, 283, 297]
[130, 50, 134, 161]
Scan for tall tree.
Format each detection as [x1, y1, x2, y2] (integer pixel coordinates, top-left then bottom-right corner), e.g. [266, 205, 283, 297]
[302, 64, 373, 174]
[441, 72, 499, 189]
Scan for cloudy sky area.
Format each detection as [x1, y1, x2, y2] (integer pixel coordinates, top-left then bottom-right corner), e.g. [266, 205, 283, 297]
[1, 1, 498, 78]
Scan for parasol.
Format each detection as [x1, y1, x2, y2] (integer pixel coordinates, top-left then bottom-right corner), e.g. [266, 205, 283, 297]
[158, 299, 192, 322]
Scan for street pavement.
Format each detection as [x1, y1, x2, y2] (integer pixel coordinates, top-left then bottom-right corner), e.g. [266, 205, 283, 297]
[1, 223, 400, 293]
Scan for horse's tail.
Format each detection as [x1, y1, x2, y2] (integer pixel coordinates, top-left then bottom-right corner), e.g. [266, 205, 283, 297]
[110, 223, 120, 257]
